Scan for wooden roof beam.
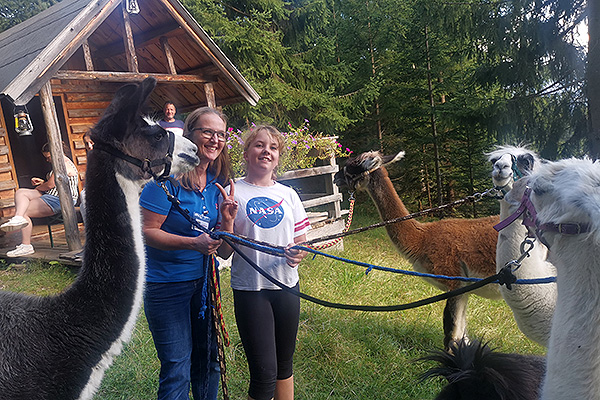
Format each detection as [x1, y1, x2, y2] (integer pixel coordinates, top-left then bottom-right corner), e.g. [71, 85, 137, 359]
[82, 40, 94, 71]
[160, 36, 177, 75]
[54, 70, 217, 84]
[94, 22, 181, 60]
[121, 4, 139, 72]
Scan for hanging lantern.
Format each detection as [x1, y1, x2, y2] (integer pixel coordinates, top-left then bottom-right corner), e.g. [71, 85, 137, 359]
[126, 0, 140, 14]
[14, 106, 33, 136]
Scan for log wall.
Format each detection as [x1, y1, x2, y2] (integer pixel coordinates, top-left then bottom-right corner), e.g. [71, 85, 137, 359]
[50, 79, 122, 187]
[0, 105, 17, 218]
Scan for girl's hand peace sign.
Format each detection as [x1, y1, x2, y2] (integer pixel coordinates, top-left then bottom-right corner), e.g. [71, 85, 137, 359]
[216, 179, 238, 228]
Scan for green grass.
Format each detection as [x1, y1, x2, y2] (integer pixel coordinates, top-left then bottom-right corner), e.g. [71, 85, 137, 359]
[0, 201, 545, 399]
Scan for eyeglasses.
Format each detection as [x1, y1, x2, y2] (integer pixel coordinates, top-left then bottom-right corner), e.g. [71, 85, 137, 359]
[191, 127, 228, 142]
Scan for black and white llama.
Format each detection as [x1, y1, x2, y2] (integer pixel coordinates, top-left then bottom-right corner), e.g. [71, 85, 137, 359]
[424, 157, 600, 400]
[0, 78, 199, 399]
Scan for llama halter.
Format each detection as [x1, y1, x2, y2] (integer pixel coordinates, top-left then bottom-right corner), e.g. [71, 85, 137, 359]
[94, 128, 176, 182]
[494, 186, 591, 248]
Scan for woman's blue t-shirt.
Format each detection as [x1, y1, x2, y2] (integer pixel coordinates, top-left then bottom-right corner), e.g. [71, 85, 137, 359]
[140, 175, 220, 283]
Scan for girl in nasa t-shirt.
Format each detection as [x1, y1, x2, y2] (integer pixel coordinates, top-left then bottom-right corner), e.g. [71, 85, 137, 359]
[219, 124, 309, 400]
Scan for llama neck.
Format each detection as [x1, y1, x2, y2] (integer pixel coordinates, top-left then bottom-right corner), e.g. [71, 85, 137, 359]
[542, 239, 600, 399]
[366, 168, 422, 256]
[497, 198, 550, 276]
[64, 158, 147, 399]
[496, 196, 556, 347]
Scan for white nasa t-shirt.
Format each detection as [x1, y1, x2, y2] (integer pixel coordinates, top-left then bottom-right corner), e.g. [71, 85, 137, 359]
[228, 179, 310, 291]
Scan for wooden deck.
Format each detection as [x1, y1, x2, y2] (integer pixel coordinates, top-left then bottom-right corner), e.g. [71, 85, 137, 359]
[0, 223, 85, 267]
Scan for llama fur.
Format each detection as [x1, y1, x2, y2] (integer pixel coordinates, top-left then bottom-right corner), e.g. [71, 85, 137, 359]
[421, 339, 545, 400]
[487, 145, 556, 346]
[425, 157, 600, 399]
[334, 151, 501, 349]
[0, 78, 199, 400]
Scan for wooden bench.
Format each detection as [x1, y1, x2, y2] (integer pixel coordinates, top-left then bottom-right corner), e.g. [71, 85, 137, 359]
[31, 207, 83, 248]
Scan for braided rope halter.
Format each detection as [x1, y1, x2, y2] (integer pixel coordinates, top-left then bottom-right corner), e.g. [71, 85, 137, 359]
[307, 193, 356, 250]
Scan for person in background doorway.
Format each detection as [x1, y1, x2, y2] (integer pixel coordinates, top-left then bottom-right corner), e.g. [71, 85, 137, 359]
[158, 101, 185, 136]
[1, 142, 79, 257]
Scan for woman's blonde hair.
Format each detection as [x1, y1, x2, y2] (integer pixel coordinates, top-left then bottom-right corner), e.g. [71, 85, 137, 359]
[243, 124, 286, 179]
[178, 107, 232, 190]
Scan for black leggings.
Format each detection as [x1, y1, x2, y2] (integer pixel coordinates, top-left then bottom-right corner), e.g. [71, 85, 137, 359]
[233, 284, 300, 400]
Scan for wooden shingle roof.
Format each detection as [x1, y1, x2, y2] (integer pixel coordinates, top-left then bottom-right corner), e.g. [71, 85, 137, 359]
[0, 0, 259, 108]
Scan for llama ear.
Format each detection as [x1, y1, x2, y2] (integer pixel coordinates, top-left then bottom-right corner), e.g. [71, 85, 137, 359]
[382, 151, 405, 166]
[360, 156, 380, 172]
[120, 77, 156, 124]
[93, 78, 157, 142]
[517, 153, 535, 173]
[531, 175, 553, 197]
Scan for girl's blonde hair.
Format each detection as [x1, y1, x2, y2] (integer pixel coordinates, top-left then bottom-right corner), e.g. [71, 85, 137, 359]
[178, 107, 232, 190]
[243, 124, 286, 179]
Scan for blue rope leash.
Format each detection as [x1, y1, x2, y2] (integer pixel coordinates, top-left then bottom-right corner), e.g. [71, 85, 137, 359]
[219, 234, 504, 312]
[213, 230, 556, 285]
[158, 181, 555, 314]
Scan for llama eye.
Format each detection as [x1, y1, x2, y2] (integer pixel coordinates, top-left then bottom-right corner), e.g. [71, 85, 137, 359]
[490, 158, 498, 164]
[154, 132, 165, 141]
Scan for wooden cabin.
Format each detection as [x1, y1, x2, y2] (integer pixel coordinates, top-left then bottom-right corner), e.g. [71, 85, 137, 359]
[0, 0, 259, 250]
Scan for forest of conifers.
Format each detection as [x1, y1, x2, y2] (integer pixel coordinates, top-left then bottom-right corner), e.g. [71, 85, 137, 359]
[1, 0, 596, 214]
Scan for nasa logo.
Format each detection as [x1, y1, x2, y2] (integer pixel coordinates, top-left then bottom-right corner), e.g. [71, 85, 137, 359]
[247, 196, 285, 228]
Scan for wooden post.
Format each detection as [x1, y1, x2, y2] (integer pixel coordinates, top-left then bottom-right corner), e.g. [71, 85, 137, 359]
[325, 154, 342, 219]
[160, 36, 177, 75]
[122, 4, 139, 73]
[82, 40, 94, 71]
[204, 82, 216, 108]
[38, 81, 82, 251]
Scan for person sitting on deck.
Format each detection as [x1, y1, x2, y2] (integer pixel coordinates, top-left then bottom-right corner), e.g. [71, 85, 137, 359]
[1, 142, 79, 257]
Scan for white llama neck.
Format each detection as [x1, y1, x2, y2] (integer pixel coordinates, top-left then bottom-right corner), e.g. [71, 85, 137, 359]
[495, 193, 556, 346]
[541, 237, 600, 399]
[77, 173, 146, 400]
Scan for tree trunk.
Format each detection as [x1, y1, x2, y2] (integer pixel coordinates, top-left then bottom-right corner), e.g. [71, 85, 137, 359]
[367, 1, 383, 152]
[425, 26, 443, 206]
[588, 0, 600, 158]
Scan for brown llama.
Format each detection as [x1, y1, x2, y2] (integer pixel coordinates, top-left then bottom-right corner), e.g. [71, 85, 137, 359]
[334, 151, 500, 348]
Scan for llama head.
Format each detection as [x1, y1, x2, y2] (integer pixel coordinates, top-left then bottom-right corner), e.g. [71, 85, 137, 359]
[334, 150, 405, 191]
[487, 145, 540, 194]
[527, 157, 600, 245]
[90, 77, 199, 182]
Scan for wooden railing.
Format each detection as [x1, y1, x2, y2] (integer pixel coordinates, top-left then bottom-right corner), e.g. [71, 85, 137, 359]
[278, 155, 347, 249]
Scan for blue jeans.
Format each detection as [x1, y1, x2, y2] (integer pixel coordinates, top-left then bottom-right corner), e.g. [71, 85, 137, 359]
[144, 279, 220, 400]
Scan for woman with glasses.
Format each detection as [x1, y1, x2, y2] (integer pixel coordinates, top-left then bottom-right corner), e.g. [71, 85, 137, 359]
[140, 107, 238, 400]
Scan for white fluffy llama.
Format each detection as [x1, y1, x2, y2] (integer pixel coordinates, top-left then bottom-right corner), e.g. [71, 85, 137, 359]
[0, 78, 199, 399]
[334, 151, 501, 349]
[425, 157, 600, 400]
[487, 145, 556, 346]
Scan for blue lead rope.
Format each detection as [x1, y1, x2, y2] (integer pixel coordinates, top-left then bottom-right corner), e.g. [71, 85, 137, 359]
[159, 182, 555, 313]
[213, 230, 556, 286]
